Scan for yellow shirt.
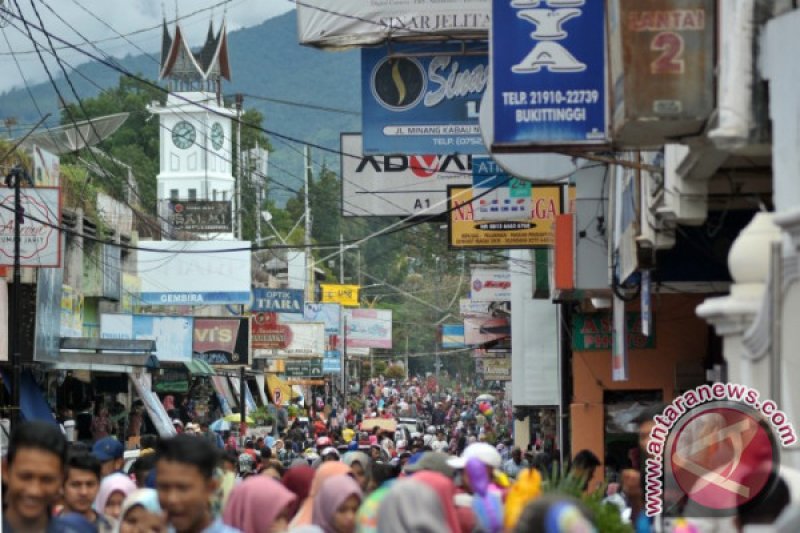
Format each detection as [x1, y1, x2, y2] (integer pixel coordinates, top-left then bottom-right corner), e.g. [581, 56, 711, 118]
[342, 428, 355, 443]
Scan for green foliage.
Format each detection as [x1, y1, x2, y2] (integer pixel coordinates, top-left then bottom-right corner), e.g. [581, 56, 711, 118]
[385, 365, 406, 380]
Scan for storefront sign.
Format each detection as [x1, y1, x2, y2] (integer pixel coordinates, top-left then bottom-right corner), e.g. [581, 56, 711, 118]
[472, 157, 531, 221]
[323, 351, 341, 374]
[285, 359, 323, 378]
[572, 312, 656, 351]
[479, 356, 512, 381]
[340, 134, 474, 217]
[612, 295, 628, 381]
[254, 322, 326, 358]
[136, 240, 251, 305]
[491, 0, 608, 148]
[0, 187, 61, 267]
[321, 284, 360, 307]
[464, 316, 510, 345]
[362, 42, 488, 154]
[297, 0, 491, 47]
[193, 318, 249, 366]
[167, 201, 232, 233]
[251, 312, 291, 350]
[448, 185, 562, 249]
[470, 268, 512, 302]
[100, 313, 193, 363]
[344, 309, 393, 349]
[251, 288, 304, 313]
[441, 324, 465, 349]
[459, 298, 511, 317]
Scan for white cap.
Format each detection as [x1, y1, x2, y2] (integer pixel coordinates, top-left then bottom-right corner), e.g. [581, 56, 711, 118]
[321, 447, 340, 458]
[446, 442, 502, 469]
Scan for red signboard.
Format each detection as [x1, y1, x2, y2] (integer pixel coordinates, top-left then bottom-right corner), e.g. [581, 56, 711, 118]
[251, 312, 294, 350]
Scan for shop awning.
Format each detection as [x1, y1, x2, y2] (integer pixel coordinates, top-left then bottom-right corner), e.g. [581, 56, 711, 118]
[56, 338, 158, 372]
[184, 359, 216, 376]
[1, 370, 57, 425]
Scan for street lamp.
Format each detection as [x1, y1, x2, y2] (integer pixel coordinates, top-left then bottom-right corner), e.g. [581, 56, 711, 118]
[261, 210, 287, 245]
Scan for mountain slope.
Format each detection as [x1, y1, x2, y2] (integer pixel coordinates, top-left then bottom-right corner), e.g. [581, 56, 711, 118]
[0, 9, 361, 204]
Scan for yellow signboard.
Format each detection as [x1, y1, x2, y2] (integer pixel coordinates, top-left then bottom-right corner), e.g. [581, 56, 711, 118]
[320, 284, 360, 307]
[447, 185, 563, 249]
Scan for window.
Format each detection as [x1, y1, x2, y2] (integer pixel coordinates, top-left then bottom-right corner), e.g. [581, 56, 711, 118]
[188, 189, 197, 201]
[213, 190, 218, 201]
[170, 189, 179, 200]
[222, 191, 228, 201]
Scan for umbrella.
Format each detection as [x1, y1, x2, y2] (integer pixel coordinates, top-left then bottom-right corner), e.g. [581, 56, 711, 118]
[223, 413, 255, 424]
[209, 419, 231, 432]
[476, 394, 496, 403]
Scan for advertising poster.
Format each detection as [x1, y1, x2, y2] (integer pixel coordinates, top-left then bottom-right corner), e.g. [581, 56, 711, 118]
[253, 321, 326, 358]
[100, 314, 193, 363]
[464, 316, 510, 345]
[320, 284, 360, 307]
[472, 157, 532, 221]
[193, 318, 249, 366]
[251, 288, 304, 314]
[305, 303, 342, 374]
[0, 187, 61, 267]
[441, 324, 466, 349]
[167, 201, 232, 233]
[470, 268, 512, 302]
[459, 298, 511, 318]
[491, 0, 608, 147]
[448, 185, 562, 249]
[343, 309, 393, 349]
[340, 134, 474, 217]
[362, 42, 488, 154]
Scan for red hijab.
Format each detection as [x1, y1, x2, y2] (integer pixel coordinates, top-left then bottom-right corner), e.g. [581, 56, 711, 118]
[412, 471, 463, 533]
[282, 465, 315, 519]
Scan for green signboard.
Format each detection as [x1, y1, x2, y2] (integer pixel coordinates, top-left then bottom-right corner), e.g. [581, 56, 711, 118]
[285, 359, 323, 378]
[572, 312, 655, 351]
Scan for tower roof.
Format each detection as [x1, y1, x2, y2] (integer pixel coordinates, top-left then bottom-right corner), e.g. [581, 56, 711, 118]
[159, 19, 231, 83]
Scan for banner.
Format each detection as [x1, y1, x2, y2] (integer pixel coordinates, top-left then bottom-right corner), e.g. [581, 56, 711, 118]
[491, 0, 608, 148]
[448, 185, 562, 249]
[344, 309, 393, 349]
[464, 316, 510, 345]
[0, 187, 61, 267]
[251, 288, 304, 313]
[100, 314, 193, 363]
[459, 299, 511, 318]
[470, 268, 512, 302]
[572, 312, 656, 351]
[193, 318, 249, 366]
[167, 200, 232, 233]
[441, 324, 465, 349]
[321, 284, 360, 307]
[297, 0, 491, 47]
[60, 285, 84, 338]
[362, 42, 488, 155]
[136, 240, 251, 305]
[340, 134, 474, 217]
[253, 321, 326, 358]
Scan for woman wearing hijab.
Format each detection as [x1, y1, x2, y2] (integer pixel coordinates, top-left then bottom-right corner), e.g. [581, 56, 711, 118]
[289, 461, 352, 528]
[412, 471, 462, 533]
[222, 476, 296, 533]
[312, 475, 362, 533]
[95, 473, 137, 524]
[342, 451, 371, 492]
[116, 489, 166, 533]
[377, 478, 450, 533]
[282, 465, 315, 520]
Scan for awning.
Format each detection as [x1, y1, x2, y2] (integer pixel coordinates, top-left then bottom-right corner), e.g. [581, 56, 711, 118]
[2, 370, 57, 425]
[55, 338, 158, 373]
[184, 359, 216, 376]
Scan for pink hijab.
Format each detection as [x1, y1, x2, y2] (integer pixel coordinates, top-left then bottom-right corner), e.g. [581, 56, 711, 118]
[312, 475, 362, 533]
[289, 461, 352, 528]
[412, 471, 463, 533]
[94, 473, 137, 515]
[223, 476, 296, 533]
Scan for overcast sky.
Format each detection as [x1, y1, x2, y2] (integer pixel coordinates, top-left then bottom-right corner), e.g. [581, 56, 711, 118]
[0, 0, 293, 94]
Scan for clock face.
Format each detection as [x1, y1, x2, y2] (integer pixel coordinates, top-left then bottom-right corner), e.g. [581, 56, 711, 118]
[172, 121, 196, 150]
[211, 122, 224, 151]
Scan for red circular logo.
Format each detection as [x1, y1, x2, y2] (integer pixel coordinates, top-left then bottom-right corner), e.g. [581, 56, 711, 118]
[669, 405, 776, 512]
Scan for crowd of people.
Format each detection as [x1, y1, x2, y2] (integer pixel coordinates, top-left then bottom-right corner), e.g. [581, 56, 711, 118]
[2, 379, 797, 532]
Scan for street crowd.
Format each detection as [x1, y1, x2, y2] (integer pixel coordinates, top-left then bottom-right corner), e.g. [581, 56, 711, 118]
[2, 377, 795, 532]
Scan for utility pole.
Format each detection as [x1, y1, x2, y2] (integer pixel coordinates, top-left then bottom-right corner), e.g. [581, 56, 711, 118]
[303, 145, 313, 301]
[235, 94, 243, 240]
[339, 233, 344, 284]
[405, 334, 409, 381]
[342, 315, 348, 409]
[255, 142, 262, 245]
[239, 365, 247, 446]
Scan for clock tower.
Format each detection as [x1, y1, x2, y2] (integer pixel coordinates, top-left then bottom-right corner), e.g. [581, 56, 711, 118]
[149, 18, 236, 239]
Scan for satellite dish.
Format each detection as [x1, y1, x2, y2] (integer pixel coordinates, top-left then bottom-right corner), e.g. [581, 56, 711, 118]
[479, 77, 586, 183]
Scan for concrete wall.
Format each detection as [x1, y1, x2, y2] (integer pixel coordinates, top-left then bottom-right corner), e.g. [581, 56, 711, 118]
[569, 293, 709, 477]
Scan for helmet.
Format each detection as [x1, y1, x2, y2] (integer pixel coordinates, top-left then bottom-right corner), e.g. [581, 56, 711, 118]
[426, 425, 436, 435]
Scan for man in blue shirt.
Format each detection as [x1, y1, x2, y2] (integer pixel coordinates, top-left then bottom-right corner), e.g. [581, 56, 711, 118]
[155, 434, 241, 533]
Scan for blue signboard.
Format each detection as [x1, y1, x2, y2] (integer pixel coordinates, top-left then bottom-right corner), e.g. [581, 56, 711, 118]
[323, 351, 342, 374]
[362, 42, 488, 155]
[441, 324, 466, 349]
[491, 0, 607, 146]
[251, 288, 304, 313]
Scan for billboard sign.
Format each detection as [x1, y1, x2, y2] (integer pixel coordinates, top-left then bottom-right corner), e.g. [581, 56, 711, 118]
[297, 0, 491, 48]
[321, 284, 360, 307]
[193, 318, 249, 366]
[0, 187, 61, 267]
[285, 359, 323, 379]
[441, 324, 465, 349]
[470, 268, 512, 302]
[448, 185, 562, 249]
[323, 351, 341, 374]
[167, 201, 232, 233]
[254, 322, 326, 358]
[344, 309, 393, 349]
[251, 288, 304, 313]
[464, 316, 510, 345]
[100, 314, 193, 363]
[472, 157, 532, 221]
[341, 134, 474, 217]
[572, 312, 656, 351]
[479, 356, 512, 381]
[136, 240, 251, 305]
[362, 42, 488, 155]
[491, 0, 608, 148]
[459, 298, 511, 318]
[251, 312, 291, 350]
